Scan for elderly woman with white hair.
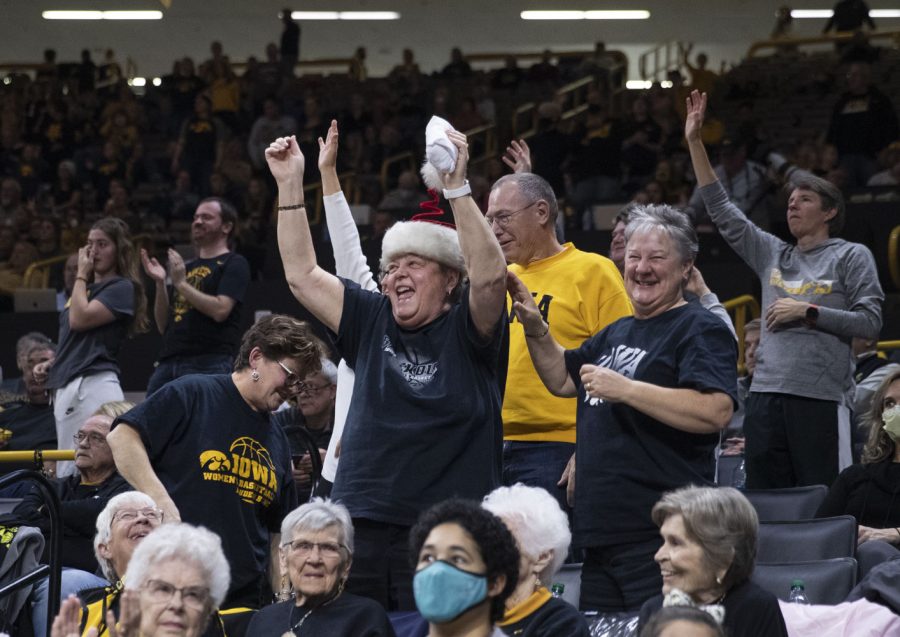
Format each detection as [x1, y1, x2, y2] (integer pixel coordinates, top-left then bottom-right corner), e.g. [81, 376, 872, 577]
[269, 121, 508, 609]
[509, 205, 737, 612]
[483, 484, 590, 636]
[53, 523, 229, 637]
[247, 498, 395, 636]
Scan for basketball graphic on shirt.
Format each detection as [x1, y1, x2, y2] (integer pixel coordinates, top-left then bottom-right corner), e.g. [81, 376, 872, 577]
[230, 436, 274, 469]
[198, 437, 279, 506]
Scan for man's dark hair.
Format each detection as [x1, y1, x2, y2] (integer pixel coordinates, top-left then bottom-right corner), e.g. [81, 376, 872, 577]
[199, 197, 239, 241]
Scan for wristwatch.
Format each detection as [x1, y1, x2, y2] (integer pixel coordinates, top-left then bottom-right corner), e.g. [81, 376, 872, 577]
[804, 304, 819, 328]
[442, 180, 471, 200]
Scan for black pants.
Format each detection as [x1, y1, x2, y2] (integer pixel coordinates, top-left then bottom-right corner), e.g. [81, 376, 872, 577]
[580, 537, 663, 612]
[744, 392, 847, 489]
[345, 518, 416, 611]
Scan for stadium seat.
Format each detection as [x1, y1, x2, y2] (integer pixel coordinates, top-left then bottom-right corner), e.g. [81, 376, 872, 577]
[742, 485, 829, 522]
[715, 454, 743, 487]
[757, 516, 857, 563]
[752, 558, 858, 605]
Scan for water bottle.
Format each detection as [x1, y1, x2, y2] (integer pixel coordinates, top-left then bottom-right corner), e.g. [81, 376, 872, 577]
[789, 579, 810, 604]
[550, 583, 565, 598]
[731, 459, 746, 489]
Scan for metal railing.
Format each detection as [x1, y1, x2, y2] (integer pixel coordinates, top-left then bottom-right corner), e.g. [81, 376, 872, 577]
[724, 294, 761, 373]
[890, 225, 900, 290]
[747, 29, 900, 57]
[639, 41, 685, 82]
[0, 470, 63, 637]
[22, 255, 69, 288]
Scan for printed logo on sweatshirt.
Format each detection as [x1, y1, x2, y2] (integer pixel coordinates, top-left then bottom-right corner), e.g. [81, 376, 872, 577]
[382, 335, 437, 387]
[172, 265, 213, 322]
[585, 344, 648, 407]
[198, 436, 278, 506]
[769, 269, 833, 296]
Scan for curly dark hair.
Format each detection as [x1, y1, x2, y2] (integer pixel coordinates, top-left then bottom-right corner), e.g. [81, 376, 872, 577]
[233, 314, 323, 376]
[641, 606, 724, 637]
[409, 498, 519, 623]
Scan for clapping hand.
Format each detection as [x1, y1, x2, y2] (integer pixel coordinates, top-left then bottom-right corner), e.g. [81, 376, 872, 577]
[167, 249, 186, 287]
[140, 249, 166, 283]
[502, 139, 532, 174]
[506, 271, 545, 335]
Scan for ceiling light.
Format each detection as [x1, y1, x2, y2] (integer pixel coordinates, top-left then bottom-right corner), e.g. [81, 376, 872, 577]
[626, 80, 652, 90]
[871, 10, 900, 17]
[521, 10, 649, 20]
[790, 10, 833, 18]
[152, 77, 162, 87]
[289, 11, 400, 20]
[42, 10, 162, 20]
[130, 77, 146, 87]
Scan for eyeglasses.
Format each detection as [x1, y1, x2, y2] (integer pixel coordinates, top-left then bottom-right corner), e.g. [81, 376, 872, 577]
[297, 382, 332, 395]
[484, 201, 537, 228]
[142, 579, 209, 610]
[113, 507, 163, 523]
[282, 539, 347, 558]
[73, 432, 107, 446]
[276, 360, 302, 389]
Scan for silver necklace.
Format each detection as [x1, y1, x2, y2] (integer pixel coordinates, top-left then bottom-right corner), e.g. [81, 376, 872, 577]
[281, 585, 344, 637]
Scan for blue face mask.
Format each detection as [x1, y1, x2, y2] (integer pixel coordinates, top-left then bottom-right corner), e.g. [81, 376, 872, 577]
[413, 560, 488, 623]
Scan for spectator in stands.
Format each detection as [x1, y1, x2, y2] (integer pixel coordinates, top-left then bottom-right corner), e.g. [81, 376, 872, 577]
[0, 335, 56, 478]
[852, 337, 900, 450]
[208, 59, 240, 134]
[867, 143, 900, 186]
[493, 56, 523, 92]
[817, 370, 900, 576]
[453, 96, 485, 132]
[442, 47, 473, 79]
[482, 484, 590, 636]
[280, 7, 301, 78]
[20, 401, 135, 637]
[55, 523, 230, 637]
[271, 125, 508, 611]
[74, 491, 163, 637]
[721, 318, 760, 456]
[826, 61, 899, 187]
[686, 90, 884, 489]
[638, 486, 788, 637]
[528, 49, 560, 86]
[505, 104, 572, 198]
[107, 314, 318, 608]
[348, 46, 368, 82]
[488, 168, 631, 518]
[608, 204, 637, 274]
[247, 499, 395, 636]
[410, 499, 520, 636]
[640, 606, 725, 637]
[272, 356, 337, 495]
[0, 331, 54, 397]
[141, 197, 250, 395]
[621, 96, 662, 194]
[77, 48, 96, 93]
[33, 217, 148, 478]
[509, 204, 736, 612]
[824, 0, 875, 34]
[682, 45, 719, 96]
[0, 177, 25, 220]
[171, 94, 226, 196]
[50, 160, 82, 217]
[0, 239, 39, 301]
[686, 137, 769, 229]
[570, 100, 625, 226]
[390, 48, 422, 84]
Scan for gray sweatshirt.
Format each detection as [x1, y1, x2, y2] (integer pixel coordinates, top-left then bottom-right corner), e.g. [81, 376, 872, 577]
[700, 180, 883, 404]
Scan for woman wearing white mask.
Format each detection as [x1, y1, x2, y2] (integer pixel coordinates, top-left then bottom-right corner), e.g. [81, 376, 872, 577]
[817, 370, 900, 577]
[410, 499, 521, 637]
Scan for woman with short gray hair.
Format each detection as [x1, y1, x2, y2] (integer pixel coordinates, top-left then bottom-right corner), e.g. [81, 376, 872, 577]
[638, 486, 787, 637]
[509, 203, 737, 612]
[246, 498, 395, 636]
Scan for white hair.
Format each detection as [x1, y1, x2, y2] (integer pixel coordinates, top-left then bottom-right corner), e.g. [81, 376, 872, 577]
[280, 497, 354, 555]
[319, 358, 338, 385]
[482, 483, 571, 585]
[93, 491, 157, 581]
[125, 523, 230, 609]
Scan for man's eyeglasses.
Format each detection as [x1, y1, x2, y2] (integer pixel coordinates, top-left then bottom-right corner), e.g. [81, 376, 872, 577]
[113, 507, 163, 523]
[282, 539, 347, 558]
[73, 432, 107, 446]
[297, 382, 332, 395]
[142, 579, 209, 610]
[485, 201, 537, 228]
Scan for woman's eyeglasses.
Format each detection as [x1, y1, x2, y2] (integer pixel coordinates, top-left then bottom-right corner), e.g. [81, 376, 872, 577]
[142, 579, 209, 610]
[73, 432, 107, 446]
[282, 539, 347, 558]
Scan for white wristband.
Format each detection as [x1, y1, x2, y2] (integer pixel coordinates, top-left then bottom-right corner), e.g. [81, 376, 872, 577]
[442, 180, 471, 200]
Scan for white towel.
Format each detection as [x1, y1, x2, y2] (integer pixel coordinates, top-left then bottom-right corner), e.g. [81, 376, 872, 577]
[425, 115, 458, 173]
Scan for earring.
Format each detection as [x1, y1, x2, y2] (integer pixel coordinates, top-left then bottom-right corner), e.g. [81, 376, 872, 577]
[716, 575, 723, 585]
[251, 369, 260, 382]
[533, 574, 541, 591]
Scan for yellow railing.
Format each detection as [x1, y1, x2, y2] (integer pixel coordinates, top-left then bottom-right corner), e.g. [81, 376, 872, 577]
[724, 294, 761, 373]
[890, 225, 900, 290]
[379, 152, 417, 194]
[639, 41, 685, 82]
[0, 450, 75, 463]
[298, 172, 359, 227]
[512, 76, 598, 139]
[747, 29, 900, 57]
[465, 123, 498, 170]
[22, 254, 69, 288]
[878, 340, 900, 353]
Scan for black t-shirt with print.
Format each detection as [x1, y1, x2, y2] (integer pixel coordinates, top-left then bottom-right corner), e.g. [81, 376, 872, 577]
[564, 303, 738, 548]
[159, 252, 250, 360]
[331, 279, 506, 527]
[112, 374, 297, 607]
